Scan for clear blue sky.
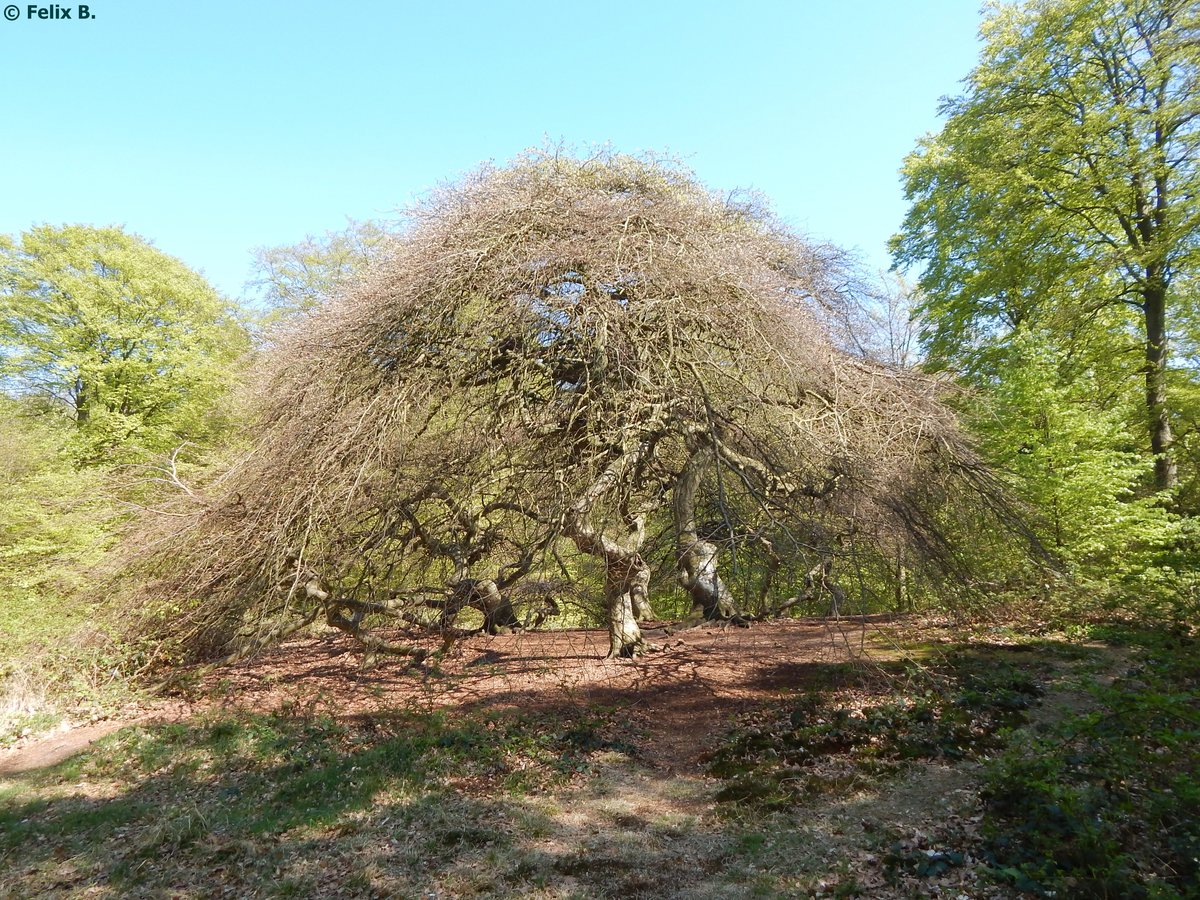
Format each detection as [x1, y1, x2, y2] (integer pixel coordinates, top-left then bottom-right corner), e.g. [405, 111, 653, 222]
[0, 0, 984, 300]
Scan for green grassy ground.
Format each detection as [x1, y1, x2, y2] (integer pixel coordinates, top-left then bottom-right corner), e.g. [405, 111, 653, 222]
[1, 628, 1196, 898]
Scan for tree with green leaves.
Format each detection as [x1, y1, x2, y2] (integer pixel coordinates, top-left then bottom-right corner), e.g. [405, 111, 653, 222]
[893, 0, 1200, 492]
[0, 397, 113, 662]
[0, 225, 250, 464]
[968, 330, 1176, 590]
[247, 219, 389, 323]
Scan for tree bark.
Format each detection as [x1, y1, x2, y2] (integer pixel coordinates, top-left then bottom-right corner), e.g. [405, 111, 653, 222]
[563, 448, 651, 658]
[602, 554, 650, 658]
[679, 539, 739, 620]
[1143, 275, 1176, 491]
[74, 378, 89, 425]
[894, 554, 910, 614]
[630, 581, 654, 621]
[673, 445, 741, 621]
[447, 578, 521, 634]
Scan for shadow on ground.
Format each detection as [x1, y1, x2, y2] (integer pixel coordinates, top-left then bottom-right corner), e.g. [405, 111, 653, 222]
[0, 704, 814, 898]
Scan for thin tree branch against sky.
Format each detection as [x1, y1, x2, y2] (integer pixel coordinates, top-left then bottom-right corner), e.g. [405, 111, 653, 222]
[0, 0, 983, 299]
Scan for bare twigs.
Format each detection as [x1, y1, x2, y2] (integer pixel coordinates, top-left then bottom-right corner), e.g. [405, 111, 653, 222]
[124, 149, 1018, 666]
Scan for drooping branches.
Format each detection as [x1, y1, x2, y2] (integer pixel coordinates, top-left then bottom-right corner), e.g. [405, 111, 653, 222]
[127, 150, 1012, 663]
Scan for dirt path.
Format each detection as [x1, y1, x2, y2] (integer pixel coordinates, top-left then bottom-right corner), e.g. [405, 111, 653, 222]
[0, 722, 125, 777]
[0, 697, 192, 778]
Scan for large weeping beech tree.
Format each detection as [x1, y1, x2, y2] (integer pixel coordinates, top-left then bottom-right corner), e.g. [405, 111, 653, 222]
[133, 152, 1005, 662]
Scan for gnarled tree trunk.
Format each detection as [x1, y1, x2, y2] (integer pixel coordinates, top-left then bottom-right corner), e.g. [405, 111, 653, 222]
[673, 445, 740, 622]
[603, 554, 651, 658]
[679, 539, 739, 620]
[447, 578, 521, 635]
[564, 448, 651, 658]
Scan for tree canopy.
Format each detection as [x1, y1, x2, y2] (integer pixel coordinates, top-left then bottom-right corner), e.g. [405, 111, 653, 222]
[132, 152, 1010, 664]
[0, 225, 250, 463]
[248, 219, 389, 324]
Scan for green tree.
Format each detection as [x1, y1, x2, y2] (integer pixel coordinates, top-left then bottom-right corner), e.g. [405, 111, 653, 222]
[893, 0, 1200, 491]
[0, 397, 112, 662]
[247, 219, 388, 322]
[971, 330, 1175, 584]
[0, 225, 250, 463]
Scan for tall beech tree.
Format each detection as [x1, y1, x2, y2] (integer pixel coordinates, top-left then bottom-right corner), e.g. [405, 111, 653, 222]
[133, 152, 1004, 663]
[0, 225, 249, 463]
[893, 0, 1200, 491]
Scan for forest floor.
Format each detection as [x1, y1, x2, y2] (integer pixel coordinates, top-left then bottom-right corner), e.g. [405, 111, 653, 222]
[0, 618, 1177, 898]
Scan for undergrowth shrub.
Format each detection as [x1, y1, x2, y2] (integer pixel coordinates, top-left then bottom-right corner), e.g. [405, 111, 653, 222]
[981, 629, 1200, 898]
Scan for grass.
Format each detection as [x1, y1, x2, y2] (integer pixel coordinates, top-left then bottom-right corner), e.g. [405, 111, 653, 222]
[704, 630, 1200, 899]
[0, 584, 143, 747]
[0, 707, 733, 898]
[3, 627, 1197, 898]
[979, 627, 1200, 898]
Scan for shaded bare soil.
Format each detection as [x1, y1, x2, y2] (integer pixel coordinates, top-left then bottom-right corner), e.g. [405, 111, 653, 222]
[0, 620, 869, 778]
[194, 619, 869, 772]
